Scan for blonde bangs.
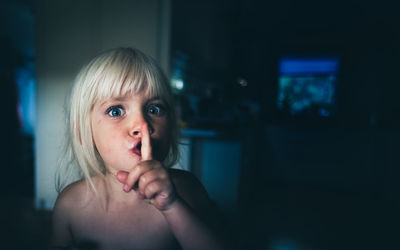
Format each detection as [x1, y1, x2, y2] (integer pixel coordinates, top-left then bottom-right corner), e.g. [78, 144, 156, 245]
[82, 49, 171, 108]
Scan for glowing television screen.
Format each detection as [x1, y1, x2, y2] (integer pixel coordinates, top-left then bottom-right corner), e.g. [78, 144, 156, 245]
[277, 57, 339, 118]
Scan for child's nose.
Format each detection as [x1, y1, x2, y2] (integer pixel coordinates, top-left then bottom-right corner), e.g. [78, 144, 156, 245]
[131, 123, 145, 136]
[128, 110, 147, 136]
[130, 122, 154, 137]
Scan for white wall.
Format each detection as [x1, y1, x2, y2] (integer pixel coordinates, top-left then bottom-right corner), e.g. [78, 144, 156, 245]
[35, 0, 171, 210]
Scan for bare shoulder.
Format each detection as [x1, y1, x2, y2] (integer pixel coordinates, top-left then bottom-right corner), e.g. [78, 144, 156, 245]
[53, 178, 98, 228]
[168, 169, 212, 212]
[52, 179, 92, 247]
[54, 179, 92, 212]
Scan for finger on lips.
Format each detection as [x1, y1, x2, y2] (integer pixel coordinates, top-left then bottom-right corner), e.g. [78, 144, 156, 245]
[118, 123, 165, 200]
[141, 123, 152, 161]
[122, 123, 153, 190]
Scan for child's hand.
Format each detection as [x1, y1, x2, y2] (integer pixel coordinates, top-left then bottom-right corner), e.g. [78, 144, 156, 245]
[116, 123, 177, 211]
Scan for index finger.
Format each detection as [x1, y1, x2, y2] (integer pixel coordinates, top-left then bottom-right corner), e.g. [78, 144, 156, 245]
[141, 123, 152, 161]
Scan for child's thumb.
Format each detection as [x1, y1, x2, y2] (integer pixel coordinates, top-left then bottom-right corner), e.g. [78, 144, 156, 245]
[116, 170, 129, 183]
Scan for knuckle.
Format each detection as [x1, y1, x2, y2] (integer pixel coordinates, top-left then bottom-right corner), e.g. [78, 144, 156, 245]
[144, 183, 155, 197]
[135, 164, 144, 173]
[155, 168, 167, 179]
[158, 172, 167, 180]
[138, 176, 147, 188]
[149, 160, 160, 168]
[126, 173, 136, 185]
[150, 181, 161, 192]
[138, 177, 145, 187]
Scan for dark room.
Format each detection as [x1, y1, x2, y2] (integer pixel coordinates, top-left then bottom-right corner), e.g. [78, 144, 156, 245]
[1, 0, 400, 249]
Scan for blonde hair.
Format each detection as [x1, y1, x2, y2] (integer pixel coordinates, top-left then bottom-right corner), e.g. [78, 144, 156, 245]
[56, 48, 178, 195]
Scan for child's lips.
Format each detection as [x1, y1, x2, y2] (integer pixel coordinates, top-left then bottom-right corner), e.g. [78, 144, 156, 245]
[132, 148, 141, 156]
[132, 140, 142, 157]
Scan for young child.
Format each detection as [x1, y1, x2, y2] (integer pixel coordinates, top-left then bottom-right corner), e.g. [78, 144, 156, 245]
[51, 48, 225, 249]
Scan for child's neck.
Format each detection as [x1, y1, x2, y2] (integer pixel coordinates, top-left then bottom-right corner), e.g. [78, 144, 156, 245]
[102, 173, 140, 205]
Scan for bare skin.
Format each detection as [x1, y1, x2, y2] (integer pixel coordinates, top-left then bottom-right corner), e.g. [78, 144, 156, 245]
[51, 92, 224, 249]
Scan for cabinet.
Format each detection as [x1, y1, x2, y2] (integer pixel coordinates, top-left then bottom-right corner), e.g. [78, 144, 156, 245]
[174, 129, 242, 218]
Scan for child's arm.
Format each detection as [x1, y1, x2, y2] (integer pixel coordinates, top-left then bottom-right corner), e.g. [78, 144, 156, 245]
[163, 169, 228, 250]
[117, 123, 226, 249]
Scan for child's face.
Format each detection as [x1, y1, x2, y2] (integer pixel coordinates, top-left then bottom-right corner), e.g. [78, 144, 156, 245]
[90, 91, 171, 174]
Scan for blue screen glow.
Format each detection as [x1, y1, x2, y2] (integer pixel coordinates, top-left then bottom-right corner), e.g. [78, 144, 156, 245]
[277, 57, 339, 117]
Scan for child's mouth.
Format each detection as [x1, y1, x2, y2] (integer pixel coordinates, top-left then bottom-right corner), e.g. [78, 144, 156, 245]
[132, 141, 142, 157]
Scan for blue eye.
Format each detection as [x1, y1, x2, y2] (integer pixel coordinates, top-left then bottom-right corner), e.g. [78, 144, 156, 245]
[107, 106, 125, 117]
[146, 104, 165, 116]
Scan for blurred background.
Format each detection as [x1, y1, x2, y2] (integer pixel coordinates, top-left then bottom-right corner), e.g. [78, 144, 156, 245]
[1, 0, 400, 249]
